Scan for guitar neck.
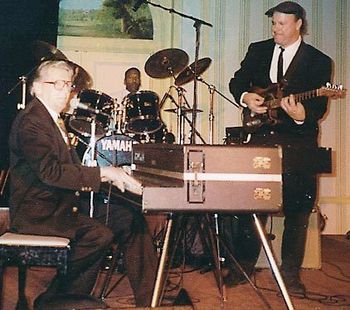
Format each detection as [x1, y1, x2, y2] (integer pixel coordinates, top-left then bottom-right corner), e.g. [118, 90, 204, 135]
[267, 88, 320, 109]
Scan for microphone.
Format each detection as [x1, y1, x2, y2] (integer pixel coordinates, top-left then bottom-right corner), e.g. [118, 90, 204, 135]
[71, 100, 111, 118]
[133, 0, 145, 12]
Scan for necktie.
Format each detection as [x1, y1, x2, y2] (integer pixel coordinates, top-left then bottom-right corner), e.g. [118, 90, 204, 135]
[277, 46, 285, 83]
[56, 117, 70, 146]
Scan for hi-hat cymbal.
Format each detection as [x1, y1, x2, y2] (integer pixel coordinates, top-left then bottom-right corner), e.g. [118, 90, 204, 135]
[175, 57, 212, 86]
[164, 108, 203, 114]
[67, 61, 93, 93]
[145, 48, 189, 79]
[31, 40, 68, 62]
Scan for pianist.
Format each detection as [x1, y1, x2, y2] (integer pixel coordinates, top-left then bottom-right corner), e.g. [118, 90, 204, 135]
[8, 60, 157, 308]
[228, 1, 332, 294]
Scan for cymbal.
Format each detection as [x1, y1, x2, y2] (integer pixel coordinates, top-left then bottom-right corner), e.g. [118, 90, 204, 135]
[31, 40, 67, 62]
[67, 61, 93, 93]
[145, 48, 189, 79]
[31, 41, 92, 92]
[175, 57, 212, 86]
[164, 108, 203, 114]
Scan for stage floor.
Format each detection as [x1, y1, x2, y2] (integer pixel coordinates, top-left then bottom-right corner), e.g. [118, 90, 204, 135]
[2, 235, 350, 309]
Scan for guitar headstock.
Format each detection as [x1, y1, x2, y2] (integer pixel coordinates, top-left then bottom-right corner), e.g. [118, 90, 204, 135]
[319, 83, 347, 99]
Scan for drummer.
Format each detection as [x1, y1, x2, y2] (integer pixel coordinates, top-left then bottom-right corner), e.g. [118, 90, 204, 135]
[112, 67, 175, 143]
[113, 67, 142, 105]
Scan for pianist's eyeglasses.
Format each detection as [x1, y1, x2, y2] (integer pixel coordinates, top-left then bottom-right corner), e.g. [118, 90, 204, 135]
[43, 80, 75, 91]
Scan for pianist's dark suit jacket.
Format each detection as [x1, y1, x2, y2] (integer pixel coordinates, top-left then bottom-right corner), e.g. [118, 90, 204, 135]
[229, 38, 332, 147]
[9, 98, 101, 238]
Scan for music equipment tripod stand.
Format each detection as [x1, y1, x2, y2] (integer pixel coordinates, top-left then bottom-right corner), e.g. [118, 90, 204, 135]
[151, 213, 221, 306]
[151, 212, 295, 309]
[211, 213, 294, 310]
[150, 213, 236, 306]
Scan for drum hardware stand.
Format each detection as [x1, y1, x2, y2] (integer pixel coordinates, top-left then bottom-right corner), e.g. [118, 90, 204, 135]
[112, 99, 125, 134]
[144, 0, 212, 144]
[7, 65, 38, 110]
[14, 76, 27, 110]
[78, 136, 116, 168]
[85, 116, 98, 218]
[162, 86, 206, 144]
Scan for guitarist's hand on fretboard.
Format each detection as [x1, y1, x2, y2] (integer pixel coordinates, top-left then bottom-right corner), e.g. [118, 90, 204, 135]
[243, 92, 267, 114]
[242, 83, 346, 133]
[280, 94, 306, 122]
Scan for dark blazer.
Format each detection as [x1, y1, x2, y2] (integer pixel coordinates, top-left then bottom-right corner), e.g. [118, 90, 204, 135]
[9, 98, 101, 238]
[229, 38, 332, 146]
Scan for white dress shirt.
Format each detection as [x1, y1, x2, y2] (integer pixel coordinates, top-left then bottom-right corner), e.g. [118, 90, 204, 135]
[269, 36, 302, 83]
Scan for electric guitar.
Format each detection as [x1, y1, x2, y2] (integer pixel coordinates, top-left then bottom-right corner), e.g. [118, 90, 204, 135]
[242, 82, 346, 133]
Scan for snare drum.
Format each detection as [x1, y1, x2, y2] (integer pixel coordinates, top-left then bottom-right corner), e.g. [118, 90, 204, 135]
[82, 134, 137, 167]
[69, 89, 113, 136]
[125, 91, 162, 134]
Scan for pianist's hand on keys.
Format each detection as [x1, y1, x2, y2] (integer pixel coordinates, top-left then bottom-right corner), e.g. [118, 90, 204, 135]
[100, 166, 143, 195]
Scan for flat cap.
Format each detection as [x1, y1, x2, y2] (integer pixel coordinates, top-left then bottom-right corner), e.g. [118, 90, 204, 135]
[265, 1, 306, 19]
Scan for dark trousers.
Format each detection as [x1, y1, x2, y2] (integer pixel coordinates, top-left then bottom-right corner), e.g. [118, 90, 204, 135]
[80, 194, 158, 307]
[223, 131, 319, 279]
[225, 173, 316, 279]
[40, 214, 113, 297]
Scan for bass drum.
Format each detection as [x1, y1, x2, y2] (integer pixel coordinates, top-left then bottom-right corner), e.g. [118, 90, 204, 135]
[82, 134, 138, 167]
[70, 89, 114, 136]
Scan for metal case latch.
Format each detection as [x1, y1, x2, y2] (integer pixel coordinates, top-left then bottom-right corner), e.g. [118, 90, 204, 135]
[187, 150, 205, 203]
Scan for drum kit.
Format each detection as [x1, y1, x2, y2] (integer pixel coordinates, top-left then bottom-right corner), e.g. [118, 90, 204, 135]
[25, 41, 215, 167]
[144, 48, 213, 144]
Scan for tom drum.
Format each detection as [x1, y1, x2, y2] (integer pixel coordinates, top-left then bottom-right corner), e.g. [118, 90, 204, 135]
[70, 89, 114, 136]
[125, 91, 162, 134]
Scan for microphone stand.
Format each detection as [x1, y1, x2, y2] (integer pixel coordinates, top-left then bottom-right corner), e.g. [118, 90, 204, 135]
[196, 76, 240, 109]
[191, 21, 204, 144]
[144, 0, 212, 144]
[143, 2, 213, 306]
[143, 1, 212, 28]
[208, 84, 215, 145]
[193, 75, 241, 143]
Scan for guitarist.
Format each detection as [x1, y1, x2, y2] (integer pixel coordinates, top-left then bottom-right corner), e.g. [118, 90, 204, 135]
[227, 1, 332, 294]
